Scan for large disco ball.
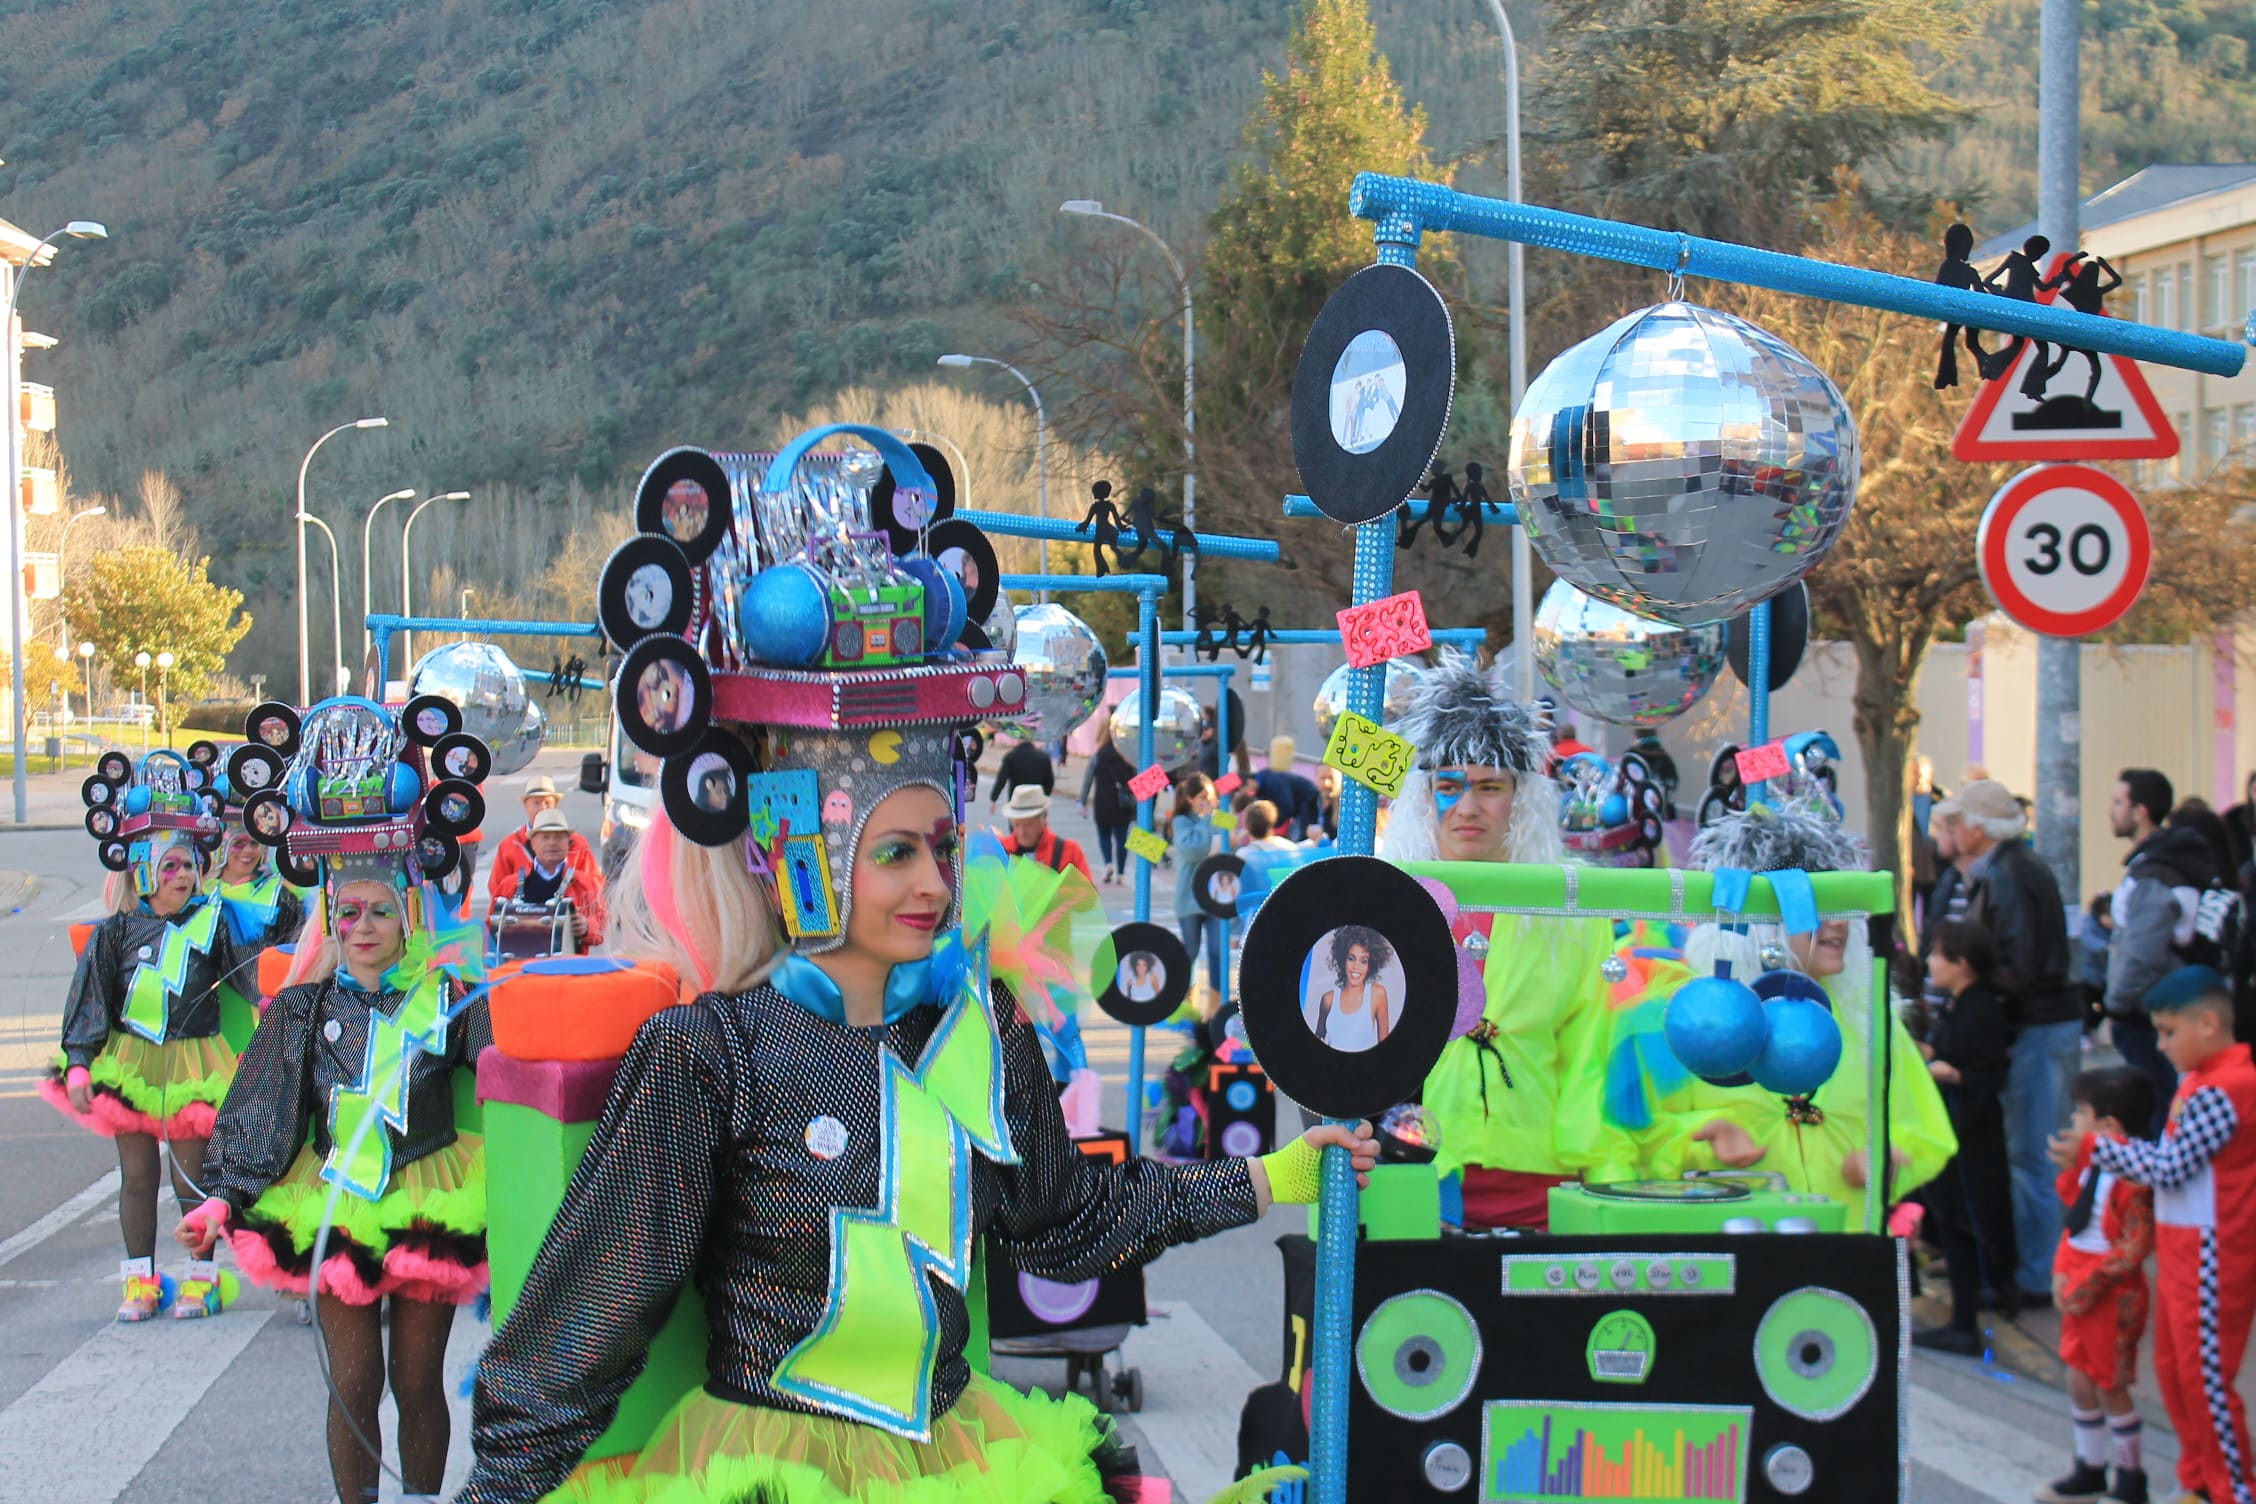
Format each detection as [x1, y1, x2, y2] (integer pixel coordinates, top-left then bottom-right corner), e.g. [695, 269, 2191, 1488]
[494, 696, 546, 778]
[1312, 658, 1423, 744]
[1533, 580, 1725, 729]
[1109, 683, 1204, 768]
[996, 603, 1108, 740]
[407, 642, 541, 763]
[1507, 301, 1859, 626]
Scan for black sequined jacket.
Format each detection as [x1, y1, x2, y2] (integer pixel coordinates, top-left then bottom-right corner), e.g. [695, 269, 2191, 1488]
[202, 976, 492, 1211]
[458, 981, 1260, 1503]
[59, 904, 251, 1069]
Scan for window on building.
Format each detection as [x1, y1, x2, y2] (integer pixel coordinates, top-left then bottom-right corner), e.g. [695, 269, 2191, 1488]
[2205, 409, 2229, 472]
[2174, 412, 2194, 478]
[2180, 262, 2196, 328]
[2156, 267, 2177, 330]
[2236, 403, 2256, 458]
[2209, 257, 2232, 328]
[2132, 272, 2150, 325]
[2239, 250, 2256, 326]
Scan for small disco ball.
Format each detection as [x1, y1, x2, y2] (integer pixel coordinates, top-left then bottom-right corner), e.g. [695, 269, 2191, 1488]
[1533, 579, 1725, 729]
[995, 604, 1108, 741]
[1376, 1102, 1441, 1164]
[1508, 302, 1859, 626]
[1109, 683, 1204, 768]
[493, 696, 546, 778]
[407, 642, 538, 760]
[1311, 657, 1423, 744]
[980, 593, 1017, 658]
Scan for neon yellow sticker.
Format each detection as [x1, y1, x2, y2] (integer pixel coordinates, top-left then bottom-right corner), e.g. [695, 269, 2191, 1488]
[1125, 826, 1169, 865]
[1322, 710, 1414, 798]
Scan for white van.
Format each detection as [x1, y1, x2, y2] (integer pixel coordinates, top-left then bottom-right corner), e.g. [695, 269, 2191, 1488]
[581, 714, 658, 879]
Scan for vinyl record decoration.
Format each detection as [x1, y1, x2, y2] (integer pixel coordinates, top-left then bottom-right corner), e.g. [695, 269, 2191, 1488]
[926, 518, 1000, 629]
[1236, 855, 1456, 1121]
[1726, 582, 1811, 692]
[1092, 921, 1192, 1028]
[77, 747, 228, 886]
[1289, 262, 1457, 527]
[615, 634, 713, 759]
[869, 440, 958, 555]
[635, 446, 734, 564]
[1194, 852, 1246, 919]
[598, 532, 699, 648]
[661, 725, 757, 847]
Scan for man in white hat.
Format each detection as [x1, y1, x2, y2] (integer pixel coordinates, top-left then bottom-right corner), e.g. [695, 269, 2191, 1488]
[1000, 784, 1093, 883]
[487, 773, 600, 916]
[490, 806, 605, 947]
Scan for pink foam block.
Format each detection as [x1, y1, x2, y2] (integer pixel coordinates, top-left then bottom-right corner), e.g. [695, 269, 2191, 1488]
[476, 1050, 622, 1124]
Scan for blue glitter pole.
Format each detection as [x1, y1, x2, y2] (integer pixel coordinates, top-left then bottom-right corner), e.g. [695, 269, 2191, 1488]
[1127, 582, 1160, 1151]
[1746, 601, 1773, 801]
[966, 510, 1280, 562]
[1214, 663, 1233, 1018]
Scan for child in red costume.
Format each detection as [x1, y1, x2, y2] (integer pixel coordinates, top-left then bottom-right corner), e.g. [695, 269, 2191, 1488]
[2067, 967, 2256, 1504]
[2042, 1067, 2158, 1504]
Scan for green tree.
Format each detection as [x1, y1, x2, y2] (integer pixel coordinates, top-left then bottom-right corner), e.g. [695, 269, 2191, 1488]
[60, 546, 253, 703]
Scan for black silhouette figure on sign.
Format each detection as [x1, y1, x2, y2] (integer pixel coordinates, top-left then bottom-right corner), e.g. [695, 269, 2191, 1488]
[550, 654, 589, 705]
[1075, 480, 1127, 577]
[1983, 235, 2074, 398]
[1235, 605, 1273, 665]
[1192, 604, 1232, 663]
[2027, 252, 2124, 413]
[1931, 223, 1998, 391]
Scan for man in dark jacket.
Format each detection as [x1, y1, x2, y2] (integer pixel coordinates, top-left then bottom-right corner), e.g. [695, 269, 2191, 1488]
[2106, 768, 2222, 1128]
[1932, 778, 2079, 1304]
[1251, 736, 1321, 840]
[986, 737, 1056, 814]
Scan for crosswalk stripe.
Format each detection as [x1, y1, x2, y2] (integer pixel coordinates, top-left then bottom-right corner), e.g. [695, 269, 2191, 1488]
[1908, 1377, 2073, 1502]
[1120, 1301, 1264, 1501]
[0, 1171, 117, 1271]
[0, 1307, 275, 1503]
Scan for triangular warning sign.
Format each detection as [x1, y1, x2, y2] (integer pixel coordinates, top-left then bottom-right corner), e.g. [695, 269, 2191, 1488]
[1951, 256, 2180, 463]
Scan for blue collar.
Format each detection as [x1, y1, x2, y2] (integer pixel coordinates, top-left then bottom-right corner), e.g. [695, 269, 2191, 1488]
[776, 942, 961, 1037]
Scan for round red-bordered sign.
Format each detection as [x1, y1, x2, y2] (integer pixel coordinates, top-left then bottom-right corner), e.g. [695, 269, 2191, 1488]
[1977, 463, 2151, 638]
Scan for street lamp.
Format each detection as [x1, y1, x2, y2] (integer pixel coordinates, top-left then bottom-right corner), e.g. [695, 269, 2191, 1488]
[133, 649, 150, 752]
[360, 488, 415, 660]
[1060, 199, 1196, 630]
[297, 512, 347, 698]
[155, 650, 173, 745]
[296, 417, 386, 704]
[5, 218, 106, 822]
[1479, 0, 1534, 697]
[398, 490, 470, 669]
[937, 354, 1048, 588]
[76, 638, 91, 729]
[54, 502, 105, 655]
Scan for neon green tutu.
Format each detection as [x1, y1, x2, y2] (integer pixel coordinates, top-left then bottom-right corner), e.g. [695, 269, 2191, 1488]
[41, 1032, 236, 1140]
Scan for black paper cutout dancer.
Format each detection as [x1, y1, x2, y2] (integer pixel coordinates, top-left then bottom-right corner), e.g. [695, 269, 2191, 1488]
[1984, 235, 2075, 398]
[1932, 223, 1998, 390]
[1234, 605, 1273, 665]
[549, 654, 589, 705]
[1454, 463, 1491, 560]
[1400, 465, 1457, 549]
[1075, 480, 1127, 576]
[1191, 604, 1232, 663]
[2031, 251, 2123, 408]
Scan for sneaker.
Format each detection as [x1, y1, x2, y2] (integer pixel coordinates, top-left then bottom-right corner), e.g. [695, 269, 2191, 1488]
[117, 1259, 162, 1323]
[2100, 1465, 2148, 1504]
[2036, 1461, 2109, 1502]
[294, 1299, 313, 1326]
[173, 1259, 225, 1319]
[1911, 1325, 1982, 1356]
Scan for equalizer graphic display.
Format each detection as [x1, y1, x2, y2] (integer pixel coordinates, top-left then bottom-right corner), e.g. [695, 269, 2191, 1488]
[1482, 1401, 1752, 1503]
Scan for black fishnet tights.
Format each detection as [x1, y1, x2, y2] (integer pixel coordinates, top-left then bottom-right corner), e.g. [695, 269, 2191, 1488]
[114, 1133, 207, 1262]
[317, 1292, 456, 1503]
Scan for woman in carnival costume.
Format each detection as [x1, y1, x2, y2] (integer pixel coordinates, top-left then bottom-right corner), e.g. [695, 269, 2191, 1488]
[458, 427, 1370, 1504]
[43, 745, 251, 1321]
[1605, 794, 1956, 1211]
[179, 696, 493, 1504]
[1379, 650, 1632, 1229]
[209, 798, 308, 951]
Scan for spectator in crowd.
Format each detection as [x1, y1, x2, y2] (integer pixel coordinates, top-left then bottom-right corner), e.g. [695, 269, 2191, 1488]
[2225, 770, 2256, 876]
[1549, 717, 1594, 765]
[487, 774, 600, 913]
[1912, 918, 2018, 1354]
[1929, 778, 2079, 1306]
[2106, 768, 2211, 1133]
[2077, 893, 2115, 1026]
[491, 808, 605, 947]
[1313, 764, 1342, 844]
[1235, 799, 1310, 925]
[1077, 727, 1137, 886]
[1251, 737, 1320, 840]
[1193, 707, 1252, 784]
[986, 737, 1056, 815]
[998, 784, 1091, 882]
[1169, 774, 1225, 998]
[2166, 800, 2256, 1047]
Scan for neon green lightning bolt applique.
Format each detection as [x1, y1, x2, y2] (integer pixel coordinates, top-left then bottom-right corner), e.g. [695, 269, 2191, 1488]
[771, 940, 1018, 1440]
[121, 901, 224, 1044]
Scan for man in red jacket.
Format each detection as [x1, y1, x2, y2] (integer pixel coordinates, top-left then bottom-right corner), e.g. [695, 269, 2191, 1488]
[487, 774, 600, 913]
[489, 808, 606, 948]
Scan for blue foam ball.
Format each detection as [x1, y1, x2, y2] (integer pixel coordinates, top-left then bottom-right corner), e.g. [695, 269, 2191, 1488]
[1750, 996, 1843, 1097]
[1600, 793, 1629, 826]
[1750, 969, 1829, 1006]
[899, 557, 965, 657]
[739, 565, 831, 666]
[1663, 975, 1768, 1081]
[213, 774, 235, 804]
[388, 763, 423, 814]
[125, 786, 152, 814]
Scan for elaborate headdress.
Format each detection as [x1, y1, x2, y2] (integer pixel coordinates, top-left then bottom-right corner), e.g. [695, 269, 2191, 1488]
[1379, 649, 1564, 865]
[601, 425, 1019, 954]
[226, 694, 493, 923]
[1683, 792, 1872, 1001]
[1694, 730, 1844, 828]
[81, 745, 227, 895]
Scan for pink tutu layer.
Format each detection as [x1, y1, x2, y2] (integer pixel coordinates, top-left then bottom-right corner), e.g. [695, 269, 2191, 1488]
[37, 1076, 217, 1141]
[225, 1225, 488, 1307]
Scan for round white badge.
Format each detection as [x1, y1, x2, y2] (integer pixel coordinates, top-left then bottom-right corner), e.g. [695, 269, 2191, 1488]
[137, 946, 153, 961]
[323, 1019, 343, 1043]
[804, 1115, 850, 1161]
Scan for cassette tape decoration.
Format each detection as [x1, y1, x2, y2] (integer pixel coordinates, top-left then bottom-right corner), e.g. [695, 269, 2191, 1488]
[1347, 1233, 1905, 1502]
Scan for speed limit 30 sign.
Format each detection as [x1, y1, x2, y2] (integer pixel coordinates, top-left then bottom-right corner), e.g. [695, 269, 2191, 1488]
[1977, 463, 2152, 638]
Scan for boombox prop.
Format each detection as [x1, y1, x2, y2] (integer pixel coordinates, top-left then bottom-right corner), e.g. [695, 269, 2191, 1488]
[1235, 859, 1908, 1504]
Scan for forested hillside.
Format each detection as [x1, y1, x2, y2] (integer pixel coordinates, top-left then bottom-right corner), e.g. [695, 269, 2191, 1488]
[0, 0, 2249, 677]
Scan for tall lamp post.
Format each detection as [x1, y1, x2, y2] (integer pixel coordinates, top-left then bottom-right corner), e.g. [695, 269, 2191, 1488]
[54, 501, 105, 653]
[297, 511, 348, 696]
[154, 651, 173, 745]
[133, 650, 150, 752]
[360, 488, 415, 660]
[5, 219, 106, 823]
[296, 417, 387, 705]
[75, 639, 91, 731]
[398, 490, 470, 671]
[1479, 0, 1534, 697]
[936, 354, 1048, 588]
[1060, 200, 1197, 631]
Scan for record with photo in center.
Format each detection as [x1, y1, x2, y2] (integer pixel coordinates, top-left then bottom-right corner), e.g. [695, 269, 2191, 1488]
[635, 447, 733, 565]
[599, 532, 698, 649]
[1288, 262, 1456, 527]
[1194, 852, 1246, 919]
[1236, 855, 1456, 1121]
[1092, 921, 1192, 1028]
[615, 634, 712, 759]
[870, 441, 959, 555]
[925, 518, 999, 628]
[662, 726, 756, 848]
